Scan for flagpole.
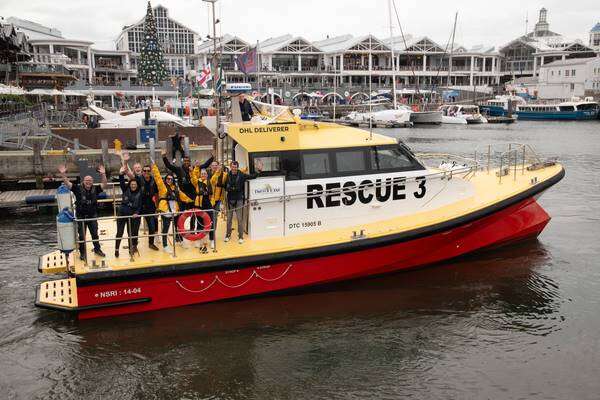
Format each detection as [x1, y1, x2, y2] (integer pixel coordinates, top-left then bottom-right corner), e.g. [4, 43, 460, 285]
[256, 40, 261, 94]
[204, 0, 222, 163]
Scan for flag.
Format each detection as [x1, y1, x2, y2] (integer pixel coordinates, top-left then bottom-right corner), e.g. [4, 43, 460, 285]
[197, 64, 212, 88]
[236, 47, 258, 74]
[215, 66, 224, 93]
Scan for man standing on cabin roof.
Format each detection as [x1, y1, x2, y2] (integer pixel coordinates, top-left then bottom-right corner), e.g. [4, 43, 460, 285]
[170, 129, 185, 163]
[238, 93, 254, 122]
[58, 164, 108, 260]
[224, 159, 262, 244]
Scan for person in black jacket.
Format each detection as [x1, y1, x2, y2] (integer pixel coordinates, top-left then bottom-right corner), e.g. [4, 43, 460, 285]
[238, 94, 254, 121]
[115, 168, 143, 257]
[58, 164, 108, 260]
[170, 129, 185, 162]
[138, 164, 159, 251]
[162, 148, 213, 233]
[224, 160, 262, 244]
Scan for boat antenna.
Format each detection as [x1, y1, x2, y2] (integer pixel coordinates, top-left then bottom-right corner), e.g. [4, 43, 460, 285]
[525, 11, 529, 37]
[388, 0, 397, 109]
[369, 34, 373, 141]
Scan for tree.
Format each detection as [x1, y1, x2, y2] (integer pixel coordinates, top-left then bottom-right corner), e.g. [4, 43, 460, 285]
[138, 1, 169, 85]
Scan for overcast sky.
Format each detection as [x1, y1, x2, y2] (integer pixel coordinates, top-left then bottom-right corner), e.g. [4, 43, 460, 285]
[1, 0, 598, 50]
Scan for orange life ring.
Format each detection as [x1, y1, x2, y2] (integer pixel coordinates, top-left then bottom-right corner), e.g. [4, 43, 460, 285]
[177, 209, 212, 241]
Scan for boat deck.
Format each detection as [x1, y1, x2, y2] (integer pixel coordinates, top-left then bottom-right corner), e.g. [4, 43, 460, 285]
[43, 163, 563, 277]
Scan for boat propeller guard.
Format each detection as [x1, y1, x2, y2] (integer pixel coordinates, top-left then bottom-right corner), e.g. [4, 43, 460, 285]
[177, 209, 212, 241]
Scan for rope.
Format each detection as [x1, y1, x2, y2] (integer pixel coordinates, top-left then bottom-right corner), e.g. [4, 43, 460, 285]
[175, 264, 292, 294]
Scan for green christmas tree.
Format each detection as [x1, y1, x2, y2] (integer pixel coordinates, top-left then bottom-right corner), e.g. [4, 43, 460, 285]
[138, 1, 169, 85]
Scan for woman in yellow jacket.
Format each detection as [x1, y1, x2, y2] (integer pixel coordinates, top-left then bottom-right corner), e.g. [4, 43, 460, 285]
[151, 163, 192, 250]
[190, 165, 213, 252]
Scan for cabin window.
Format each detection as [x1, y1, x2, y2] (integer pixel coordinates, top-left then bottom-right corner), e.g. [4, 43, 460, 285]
[302, 152, 331, 177]
[250, 151, 301, 180]
[253, 155, 281, 173]
[559, 105, 575, 111]
[370, 145, 421, 172]
[335, 149, 367, 173]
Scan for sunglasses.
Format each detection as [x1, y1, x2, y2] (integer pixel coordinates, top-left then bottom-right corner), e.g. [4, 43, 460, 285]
[143, 169, 151, 172]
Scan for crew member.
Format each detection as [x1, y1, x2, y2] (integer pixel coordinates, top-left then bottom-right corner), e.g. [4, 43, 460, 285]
[209, 161, 227, 237]
[58, 164, 108, 260]
[170, 129, 185, 162]
[151, 162, 193, 251]
[161, 148, 213, 212]
[191, 167, 213, 252]
[238, 93, 254, 122]
[115, 168, 142, 257]
[223, 160, 262, 244]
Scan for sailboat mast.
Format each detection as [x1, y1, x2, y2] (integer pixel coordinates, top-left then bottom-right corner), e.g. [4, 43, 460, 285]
[448, 12, 458, 89]
[388, 0, 397, 108]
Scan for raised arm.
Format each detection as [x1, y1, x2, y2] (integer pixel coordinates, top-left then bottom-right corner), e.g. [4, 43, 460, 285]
[121, 151, 135, 180]
[97, 165, 108, 190]
[118, 167, 127, 193]
[199, 154, 214, 170]
[151, 162, 166, 194]
[161, 148, 178, 174]
[57, 164, 73, 189]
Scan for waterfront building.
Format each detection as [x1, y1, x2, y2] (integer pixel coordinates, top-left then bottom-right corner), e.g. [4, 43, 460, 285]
[499, 8, 597, 79]
[116, 4, 199, 79]
[197, 33, 502, 98]
[537, 57, 600, 99]
[7, 17, 93, 88]
[590, 23, 600, 51]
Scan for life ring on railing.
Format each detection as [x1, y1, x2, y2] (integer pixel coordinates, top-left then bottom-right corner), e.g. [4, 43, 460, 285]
[177, 209, 212, 241]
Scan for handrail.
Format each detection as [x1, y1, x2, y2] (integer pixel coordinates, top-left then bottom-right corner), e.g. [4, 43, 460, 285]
[76, 208, 218, 266]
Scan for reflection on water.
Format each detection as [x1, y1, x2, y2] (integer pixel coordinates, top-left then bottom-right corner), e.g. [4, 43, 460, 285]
[1, 121, 600, 399]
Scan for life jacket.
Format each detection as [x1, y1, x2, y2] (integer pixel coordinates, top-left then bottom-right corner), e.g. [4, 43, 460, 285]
[178, 168, 196, 202]
[120, 188, 142, 215]
[194, 179, 212, 208]
[77, 185, 99, 217]
[159, 183, 180, 212]
[210, 170, 227, 204]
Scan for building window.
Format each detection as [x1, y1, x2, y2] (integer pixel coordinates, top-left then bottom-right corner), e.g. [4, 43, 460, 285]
[565, 70, 570, 77]
[570, 83, 575, 91]
[571, 69, 576, 77]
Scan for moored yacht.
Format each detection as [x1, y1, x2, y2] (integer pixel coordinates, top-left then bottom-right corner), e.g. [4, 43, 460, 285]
[35, 107, 563, 319]
[515, 97, 599, 121]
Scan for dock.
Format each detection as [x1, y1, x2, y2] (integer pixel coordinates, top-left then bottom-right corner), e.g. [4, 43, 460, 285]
[321, 118, 413, 129]
[0, 186, 122, 210]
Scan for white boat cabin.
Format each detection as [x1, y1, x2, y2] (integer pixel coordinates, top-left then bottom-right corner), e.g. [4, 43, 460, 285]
[225, 117, 473, 240]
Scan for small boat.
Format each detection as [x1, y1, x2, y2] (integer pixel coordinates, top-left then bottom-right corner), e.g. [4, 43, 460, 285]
[438, 105, 467, 124]
[35, 109, 564, 319]
[407, 109, 443, 125]
[515, 97, 600, 121]
[479, 95, 526, 117]
[344, 104, 412, 128]
[88, 104, 192, 128]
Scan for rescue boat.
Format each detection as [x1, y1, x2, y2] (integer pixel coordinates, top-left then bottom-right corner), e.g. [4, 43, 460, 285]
[35, 106, 564, 319]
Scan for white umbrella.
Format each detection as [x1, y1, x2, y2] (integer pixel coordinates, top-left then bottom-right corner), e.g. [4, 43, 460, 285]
[62, 90, 86, 97]
[28, 88, 52, 95]
[0, 85, 27, 95]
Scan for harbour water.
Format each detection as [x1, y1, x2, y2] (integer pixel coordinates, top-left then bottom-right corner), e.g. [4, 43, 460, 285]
[1, 121, 600, 399]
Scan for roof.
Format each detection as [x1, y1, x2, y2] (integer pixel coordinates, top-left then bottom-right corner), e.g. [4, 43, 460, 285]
[258, 35, 322, 53]
[226, 120, 396, 152]
[6, 17, 63, 40]
[540, 57, 600, 67]
[120, 4, 198, 35]
[592, 23, 600, 33]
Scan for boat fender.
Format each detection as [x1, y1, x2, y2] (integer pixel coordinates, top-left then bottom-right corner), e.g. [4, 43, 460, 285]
[56, 184, 72, 210]
[177, 209, 212, 241]
[56, 208, 76, 253]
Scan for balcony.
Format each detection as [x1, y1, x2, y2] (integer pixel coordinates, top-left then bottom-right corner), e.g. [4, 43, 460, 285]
[18, 64, 71, 75]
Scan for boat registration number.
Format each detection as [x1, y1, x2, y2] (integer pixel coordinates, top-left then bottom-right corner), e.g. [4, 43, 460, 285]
[94, 287, 142, 299]
[289, 220, 322, 230]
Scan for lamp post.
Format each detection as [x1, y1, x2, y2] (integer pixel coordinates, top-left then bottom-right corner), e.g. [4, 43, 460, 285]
[203, 0, 223, 163]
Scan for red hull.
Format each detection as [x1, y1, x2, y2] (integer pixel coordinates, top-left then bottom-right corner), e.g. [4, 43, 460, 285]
[76, 197, 550, 319]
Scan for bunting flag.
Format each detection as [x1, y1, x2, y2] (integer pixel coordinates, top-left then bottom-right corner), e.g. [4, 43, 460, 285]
[236, 47, 258, 74]
[197, 64, 212, 88]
